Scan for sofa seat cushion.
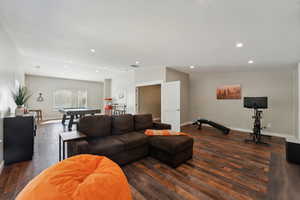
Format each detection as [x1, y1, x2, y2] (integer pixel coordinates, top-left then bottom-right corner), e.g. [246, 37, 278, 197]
[115, 132, 148, 150]
[88, 137, 124, 156]
[134, 114, 153, 131]
[149, 136, 193, 154]
[111, 114, 134, 135]
[16, 155, 132, 200]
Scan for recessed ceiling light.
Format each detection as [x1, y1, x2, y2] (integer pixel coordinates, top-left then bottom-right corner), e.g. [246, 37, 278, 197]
[236, 42, 243, 48]
[63, 65, 68, 68]
[90, 49, 96, 53]
[248, 60, 254, 64]
[96, 70, 99, 73]
[135, 61, 140, 65]
[190, 65, 195, 69]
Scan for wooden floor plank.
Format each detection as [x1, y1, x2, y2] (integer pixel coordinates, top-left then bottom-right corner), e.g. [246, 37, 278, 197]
[0, 122, 299, 200]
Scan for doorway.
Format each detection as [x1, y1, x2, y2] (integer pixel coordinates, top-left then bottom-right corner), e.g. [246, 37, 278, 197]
[136, 84, 161, 122]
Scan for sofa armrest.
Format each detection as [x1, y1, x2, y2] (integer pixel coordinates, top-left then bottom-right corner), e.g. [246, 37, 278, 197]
[68, 139, 90, 157]
[153, 122, 171, 130]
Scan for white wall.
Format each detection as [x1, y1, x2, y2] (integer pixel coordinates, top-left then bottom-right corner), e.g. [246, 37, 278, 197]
[135, 67, 166, 85]
[0, 22, 24, 167]
[111, 70, 136, 113]
[189, 68, 298, 138]
[298, 63, 300, 139]
[25, 75, 104, 120]
[111, 66, 298, 139]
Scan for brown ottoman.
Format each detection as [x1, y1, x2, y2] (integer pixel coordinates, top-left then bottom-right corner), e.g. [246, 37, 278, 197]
[149, 135, 194, 168]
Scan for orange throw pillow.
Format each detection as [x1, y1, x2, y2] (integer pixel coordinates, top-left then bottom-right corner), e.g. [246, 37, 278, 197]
[16, 155, 132, 200]
[145, 129, 188, 136]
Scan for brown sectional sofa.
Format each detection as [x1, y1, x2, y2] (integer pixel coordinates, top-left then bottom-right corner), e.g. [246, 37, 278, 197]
[68, 114, 193, 168]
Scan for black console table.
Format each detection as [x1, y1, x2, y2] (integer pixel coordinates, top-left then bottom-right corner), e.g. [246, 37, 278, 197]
[286, 138, 300, 164]
[4, 114, 36, 165]
[59, 131, 86, 161]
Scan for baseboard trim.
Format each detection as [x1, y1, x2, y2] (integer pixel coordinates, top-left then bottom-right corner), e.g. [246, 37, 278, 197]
[180, 121, 193, 127]
[228, 127, 290, 139]
[180, 121, 291, 139]
[0, 160, 4, 175]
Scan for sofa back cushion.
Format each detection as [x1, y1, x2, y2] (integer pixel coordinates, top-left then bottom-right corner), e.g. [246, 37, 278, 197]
[111, 114, 134, 135]
[134, 114, 153, 131]
[78, 115, 111, 137]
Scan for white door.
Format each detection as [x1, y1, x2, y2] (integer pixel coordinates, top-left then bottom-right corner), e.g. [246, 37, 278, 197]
[163, 81, 180, 131]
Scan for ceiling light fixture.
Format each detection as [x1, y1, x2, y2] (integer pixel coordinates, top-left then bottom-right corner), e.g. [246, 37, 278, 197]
[248, 60, 254, 64]
[236, 42, 243, 48]
[96, 70, 99, 73]
[135, 61, 140, 65]
[190, 65, 195, 69]
[90, 49, 96, 53]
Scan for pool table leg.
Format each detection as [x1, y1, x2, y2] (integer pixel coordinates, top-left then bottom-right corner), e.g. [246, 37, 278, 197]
[62, 114, 66, 125]
[59, 134, 61, 161]
[68, 115, 74, 131]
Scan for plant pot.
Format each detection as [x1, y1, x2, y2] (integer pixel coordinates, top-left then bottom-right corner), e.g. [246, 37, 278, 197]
[15, 105, 25, 116]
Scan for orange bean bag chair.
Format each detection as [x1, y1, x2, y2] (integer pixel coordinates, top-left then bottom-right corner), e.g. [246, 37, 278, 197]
[16, 155, 132, 200]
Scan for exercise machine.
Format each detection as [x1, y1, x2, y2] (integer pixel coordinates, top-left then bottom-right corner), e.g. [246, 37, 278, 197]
[193, 119, 230, 134]
[244, 97, 269, 145]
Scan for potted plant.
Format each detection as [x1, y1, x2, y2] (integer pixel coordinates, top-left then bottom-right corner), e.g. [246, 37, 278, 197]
[12, 86, 31, 116]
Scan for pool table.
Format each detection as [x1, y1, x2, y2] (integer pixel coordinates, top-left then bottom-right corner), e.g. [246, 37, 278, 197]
[59, 108, 101, 131]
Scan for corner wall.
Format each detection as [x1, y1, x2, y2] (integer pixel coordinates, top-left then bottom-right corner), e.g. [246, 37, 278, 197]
[0, 22, 24, 169]
[25, 75, 104, 120]
[189, 68, 298, 138]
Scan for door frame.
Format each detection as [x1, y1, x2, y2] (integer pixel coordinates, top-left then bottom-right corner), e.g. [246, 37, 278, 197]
[135, 80, 164, 121]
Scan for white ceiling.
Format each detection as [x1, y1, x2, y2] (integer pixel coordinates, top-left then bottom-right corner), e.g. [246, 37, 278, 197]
[0, 0, 300, 80]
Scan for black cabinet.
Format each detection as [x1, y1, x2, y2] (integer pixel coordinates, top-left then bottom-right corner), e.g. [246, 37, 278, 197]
[286, 139, 300, 165]
[4, 114, 36, 165]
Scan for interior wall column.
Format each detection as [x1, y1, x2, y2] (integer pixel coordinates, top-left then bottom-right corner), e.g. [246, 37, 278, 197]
[104, 79, 112, 99]
[297, 63, 300, 140]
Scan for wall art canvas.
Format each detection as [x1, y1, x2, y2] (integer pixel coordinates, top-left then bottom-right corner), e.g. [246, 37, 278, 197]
[216, 84, 241, 99]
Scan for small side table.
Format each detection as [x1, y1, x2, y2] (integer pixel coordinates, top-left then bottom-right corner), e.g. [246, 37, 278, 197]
[59, 131, 87, 161]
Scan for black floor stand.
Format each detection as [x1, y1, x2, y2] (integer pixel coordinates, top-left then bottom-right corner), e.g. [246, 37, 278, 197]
[245, 135, 269, 146]
[244, 108, 269, 146]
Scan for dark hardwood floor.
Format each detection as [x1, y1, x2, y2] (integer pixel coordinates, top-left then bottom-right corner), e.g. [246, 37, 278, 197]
[0, 121, 299, 200]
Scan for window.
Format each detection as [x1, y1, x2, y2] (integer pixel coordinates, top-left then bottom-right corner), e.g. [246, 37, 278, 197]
[77, 90, 88, 108]
[53, 89, 87, 110]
